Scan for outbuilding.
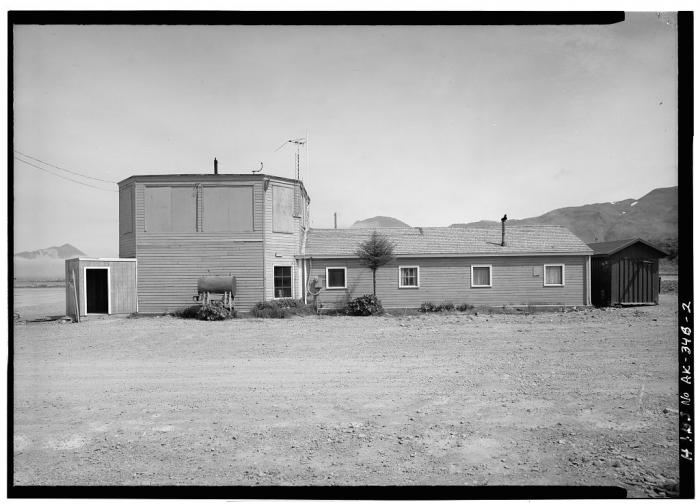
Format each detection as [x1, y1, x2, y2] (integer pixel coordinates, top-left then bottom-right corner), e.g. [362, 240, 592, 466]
[587, 238, 667, 306]
[65, 258, 138, 319]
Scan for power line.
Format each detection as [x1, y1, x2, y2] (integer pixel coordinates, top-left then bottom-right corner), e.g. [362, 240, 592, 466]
[13, 150, 117, 184]
[14, 157, 118, 193]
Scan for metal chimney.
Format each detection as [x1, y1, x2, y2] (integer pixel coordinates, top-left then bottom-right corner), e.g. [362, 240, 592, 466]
[501, 214, 508, 246]
[334, 212, 337, 229]
[214, 157, 218, 175]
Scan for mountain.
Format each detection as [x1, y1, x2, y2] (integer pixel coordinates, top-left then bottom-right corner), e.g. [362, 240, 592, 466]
[351, 216, 411, 228]
[451, 186, 678, 257]
[14, 243, 86, 280]
[15, 243, 85, 260]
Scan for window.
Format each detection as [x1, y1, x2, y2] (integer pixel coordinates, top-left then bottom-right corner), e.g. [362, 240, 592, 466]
[326, 267, 347, 289]
[119, 188, 133, 234]
[272, 185, 294, 233]
[202, 186, 253, 232]
[274, 266, 292, 298]
[471, 265, 492, 288]
[144, 186, 196, 232]
[398, 266, 420, 288]
[544, 264, 565, 286]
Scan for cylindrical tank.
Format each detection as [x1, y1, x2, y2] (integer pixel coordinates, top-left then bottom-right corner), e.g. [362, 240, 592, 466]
[197, 276, 236, 295]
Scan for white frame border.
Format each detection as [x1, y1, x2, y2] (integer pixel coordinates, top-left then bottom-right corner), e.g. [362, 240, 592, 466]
[272, 264, 294, 299]
[398, 265, 420, 289]
[325, 266, 347, 290]
[83, 266, 111, 315]
[543, 263, 566, 287]
[470, 264, 492, 288]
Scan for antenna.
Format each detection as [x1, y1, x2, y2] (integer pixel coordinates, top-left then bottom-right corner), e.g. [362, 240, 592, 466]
[275, 136, 307, 181]
[252, 162, 263, 174]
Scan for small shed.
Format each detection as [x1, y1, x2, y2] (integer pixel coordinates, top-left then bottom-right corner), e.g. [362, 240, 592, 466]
[65, 258, 137, 319]
[588, 239, 667, 306]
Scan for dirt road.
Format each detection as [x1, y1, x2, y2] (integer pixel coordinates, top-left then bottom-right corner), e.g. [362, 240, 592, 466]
[13, 295, 679, 495]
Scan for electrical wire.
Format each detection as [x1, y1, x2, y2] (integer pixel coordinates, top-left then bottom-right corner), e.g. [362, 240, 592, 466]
[14, 150, 117, 183]
[14, 157, 118, 192]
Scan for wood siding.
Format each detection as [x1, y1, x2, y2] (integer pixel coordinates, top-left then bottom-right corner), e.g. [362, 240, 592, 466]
[134, 180, 266, 312]
[263, 180, 309, 300]
[119, 183, 136, 258]
[593, 242, 662, 306]
[309, 255, 588, 309]
[65, 259, 137, 316]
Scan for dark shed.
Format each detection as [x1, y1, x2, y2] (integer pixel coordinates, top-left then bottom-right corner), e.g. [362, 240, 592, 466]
[588, 238, 667, 306]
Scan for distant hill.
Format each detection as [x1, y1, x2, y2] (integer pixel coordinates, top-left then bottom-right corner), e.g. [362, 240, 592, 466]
[14, 243, 85, 280]
[351, 216, 411, 228]
[451, 186, 678, 258]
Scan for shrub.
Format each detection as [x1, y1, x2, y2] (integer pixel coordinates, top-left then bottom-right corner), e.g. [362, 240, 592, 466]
[251, 301, 288, 318]
[344, 294, 384, 316]
[419, 301, 437, 313]
[438, 302, 455, 312]
[456, 303, 473, 312]
[174, 304, 235, 321]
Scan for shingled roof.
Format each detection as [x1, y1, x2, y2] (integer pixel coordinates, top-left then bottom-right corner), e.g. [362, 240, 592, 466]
[587, 238, 668, 257]
[302, 226, 593, 257]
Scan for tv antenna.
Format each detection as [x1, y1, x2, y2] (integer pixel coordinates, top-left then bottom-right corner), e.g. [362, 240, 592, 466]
[275, 136, 307, 181]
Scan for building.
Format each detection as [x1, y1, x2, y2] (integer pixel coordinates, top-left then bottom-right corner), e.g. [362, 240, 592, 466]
[117, 173, 310, 313]
[65, 257, 137, 318]
[77, 172, 595, 315]
[300, 226, 593, 310]
[588, 238, 667, 306]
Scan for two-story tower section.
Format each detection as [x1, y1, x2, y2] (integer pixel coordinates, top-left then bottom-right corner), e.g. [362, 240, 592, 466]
[118, 174, 310, 313]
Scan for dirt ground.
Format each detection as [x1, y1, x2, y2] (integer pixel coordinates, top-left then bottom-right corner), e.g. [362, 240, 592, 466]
[13, 295, 679, 496]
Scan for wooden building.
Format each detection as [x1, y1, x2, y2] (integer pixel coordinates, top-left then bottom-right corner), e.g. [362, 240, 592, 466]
[65, 258, 137, 318]
[118, 174, 309, 313]
[299, 226, 593, 309]
[588, 238, 667, 306]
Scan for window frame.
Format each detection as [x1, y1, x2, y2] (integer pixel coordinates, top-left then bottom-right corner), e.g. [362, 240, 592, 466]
[273, 265, 293, 299]
[325, 267, 347, 290]
[398, 265, 420, 289]
[543, 263, 566, 287]
[470, 264, 492, 288]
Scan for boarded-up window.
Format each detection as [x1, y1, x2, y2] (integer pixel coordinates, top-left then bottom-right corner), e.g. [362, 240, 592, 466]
[145, 186, 197, 232]
[273, 185, 294, 233]
[119, 188, 133, 234]
[202, 186, 253, 232]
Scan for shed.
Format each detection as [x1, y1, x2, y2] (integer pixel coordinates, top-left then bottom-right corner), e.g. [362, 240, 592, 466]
[587, 238, 667, 306]
[65, 258, 138, 319]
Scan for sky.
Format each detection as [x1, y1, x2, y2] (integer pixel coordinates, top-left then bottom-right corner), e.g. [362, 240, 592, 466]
[13, 13, 678, 257]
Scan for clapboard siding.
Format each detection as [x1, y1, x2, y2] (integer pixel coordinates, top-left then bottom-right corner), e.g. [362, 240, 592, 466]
[134, 179, 267, 312]
[65, 259, 137, 316]
[136, 240, 263, 312]
[263, 179, 309, 300]
[310, 255, 587, 309]
[119, 183, 136, 258]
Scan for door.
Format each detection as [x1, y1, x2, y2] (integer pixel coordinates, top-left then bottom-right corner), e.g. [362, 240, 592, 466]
[86, 268, 109, 313]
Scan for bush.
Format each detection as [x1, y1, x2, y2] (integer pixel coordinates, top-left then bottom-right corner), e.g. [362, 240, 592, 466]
[174, 304, 235, 321]
[437, 302, 455, 312]
[344, 294, 384, 316]
[251, 301, 288, 318]
[250, 299, 316, 318]
[456, 303, 473, 312]
[419, 301, 437, 313]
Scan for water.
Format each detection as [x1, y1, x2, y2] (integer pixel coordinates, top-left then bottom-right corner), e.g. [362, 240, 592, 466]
[13, 287, 66, 319]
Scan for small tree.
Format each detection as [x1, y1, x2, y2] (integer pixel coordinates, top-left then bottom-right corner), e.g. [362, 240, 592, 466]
[356, 230, 396, 296]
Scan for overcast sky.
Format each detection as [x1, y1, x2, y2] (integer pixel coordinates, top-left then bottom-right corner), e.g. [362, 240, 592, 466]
[13, 13, 678, 257]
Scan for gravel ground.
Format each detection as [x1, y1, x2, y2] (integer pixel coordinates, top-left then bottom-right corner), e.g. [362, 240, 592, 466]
[13, 294, 679, 496]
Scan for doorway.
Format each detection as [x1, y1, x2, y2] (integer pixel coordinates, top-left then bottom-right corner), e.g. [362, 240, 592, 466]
[85, 268, 109, 314]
